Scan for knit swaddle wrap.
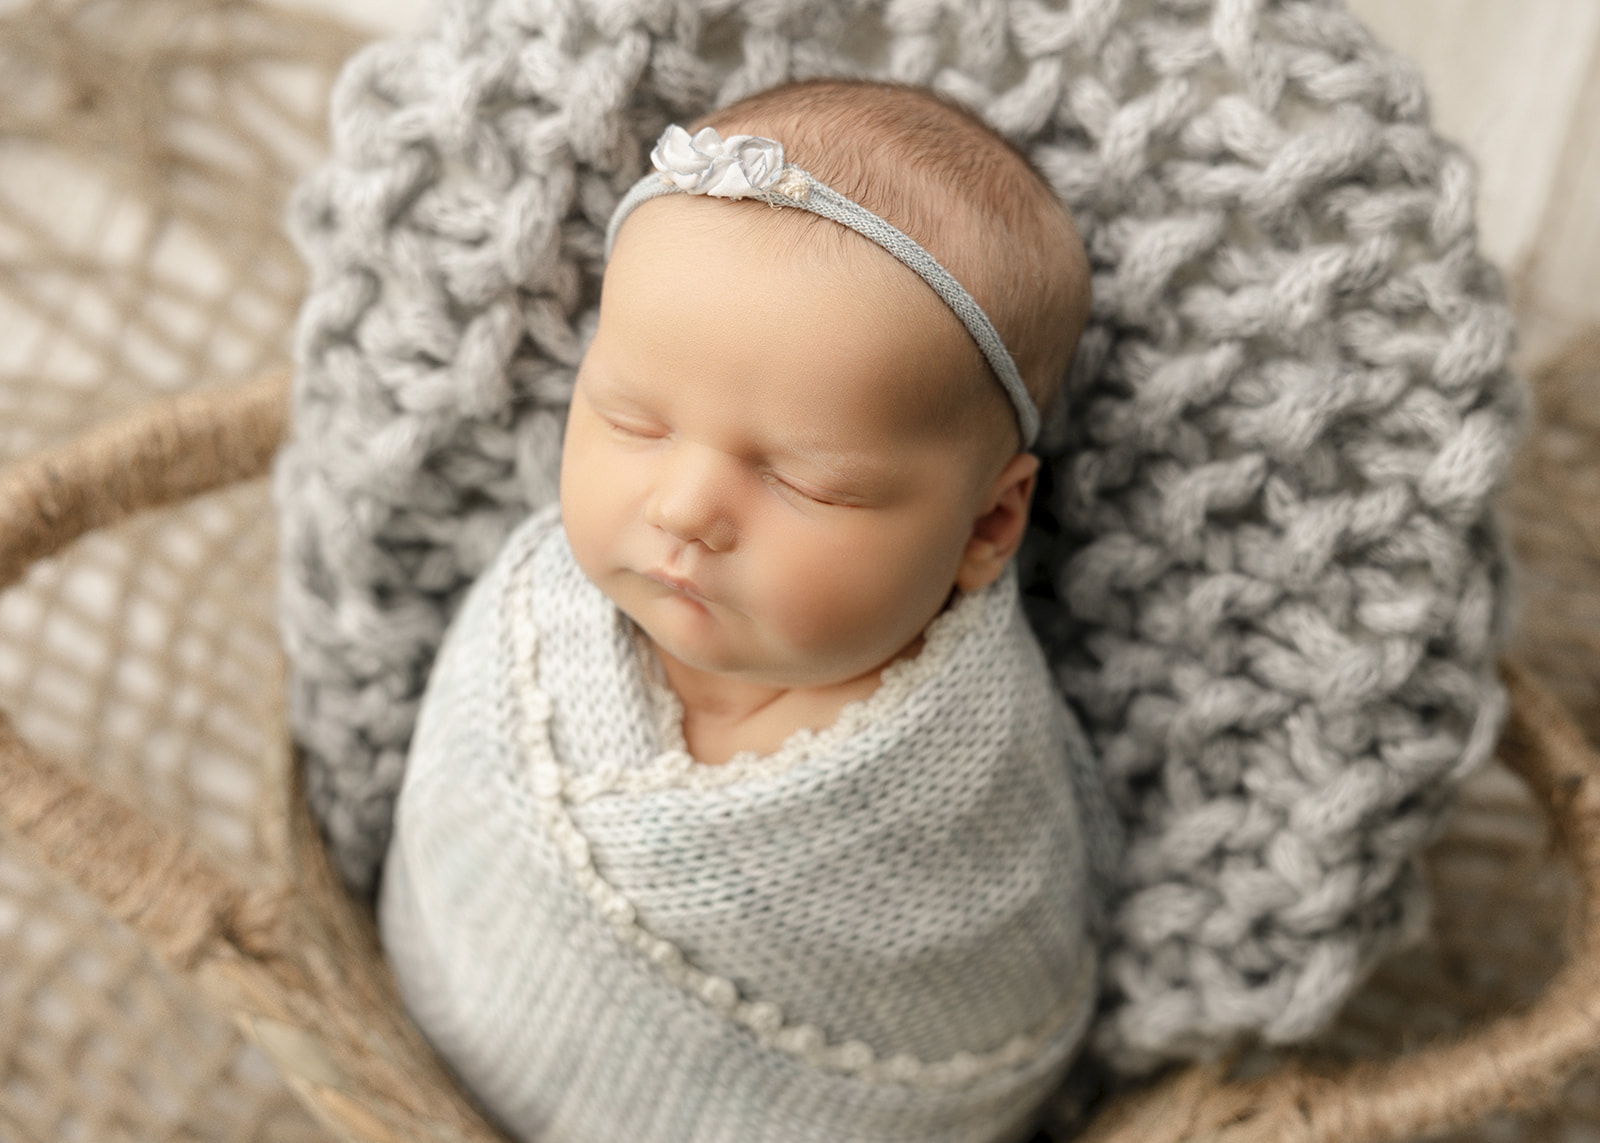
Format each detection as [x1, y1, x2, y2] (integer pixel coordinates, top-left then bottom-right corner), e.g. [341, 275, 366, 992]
[280, 0, 1523, 1069]
[379, 509, 1096, 1142]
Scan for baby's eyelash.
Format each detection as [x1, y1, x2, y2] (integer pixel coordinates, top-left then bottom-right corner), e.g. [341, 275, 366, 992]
[762, 471, 848, 507]
[605, 416, 665, 440]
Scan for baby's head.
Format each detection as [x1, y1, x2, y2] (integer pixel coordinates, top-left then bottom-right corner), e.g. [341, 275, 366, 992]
[561, 79, 1090, 691]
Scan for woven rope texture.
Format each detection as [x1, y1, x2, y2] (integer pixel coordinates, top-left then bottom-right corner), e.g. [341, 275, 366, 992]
[0, 2, 358, 1139]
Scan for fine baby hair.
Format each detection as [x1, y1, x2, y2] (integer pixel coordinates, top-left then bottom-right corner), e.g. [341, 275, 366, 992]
[680, 77, 1092, 449]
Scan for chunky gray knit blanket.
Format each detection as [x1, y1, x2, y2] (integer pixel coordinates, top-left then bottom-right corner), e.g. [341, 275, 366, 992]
[277, 0, 1522, 1071]
[381, 507, 1098, 1142]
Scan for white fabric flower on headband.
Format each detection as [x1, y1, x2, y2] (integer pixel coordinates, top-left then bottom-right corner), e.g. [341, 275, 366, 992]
[651, 125, 785, 199]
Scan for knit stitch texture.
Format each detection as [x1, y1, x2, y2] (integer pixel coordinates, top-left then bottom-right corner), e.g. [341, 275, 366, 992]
[276, 0, 1522, 1070]
[380, 508, 1097, 1142]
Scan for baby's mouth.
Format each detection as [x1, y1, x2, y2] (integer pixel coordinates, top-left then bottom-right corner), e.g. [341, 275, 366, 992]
[643, 568, 713, 605]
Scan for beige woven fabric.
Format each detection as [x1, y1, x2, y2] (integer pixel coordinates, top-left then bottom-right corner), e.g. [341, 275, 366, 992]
[0, 2, 357, 1139]
[4, 0, 1600, 1140]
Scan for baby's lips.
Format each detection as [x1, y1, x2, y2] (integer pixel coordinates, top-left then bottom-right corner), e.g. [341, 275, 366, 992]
[644, 568, 713, 604]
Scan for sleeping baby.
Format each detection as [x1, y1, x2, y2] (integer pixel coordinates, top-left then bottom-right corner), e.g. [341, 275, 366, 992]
[379, 77, 1113, 1143]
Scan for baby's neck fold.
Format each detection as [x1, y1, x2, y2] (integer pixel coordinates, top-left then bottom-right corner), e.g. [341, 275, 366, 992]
[652, 646, 790, 725]
[646, 639, 908, 766]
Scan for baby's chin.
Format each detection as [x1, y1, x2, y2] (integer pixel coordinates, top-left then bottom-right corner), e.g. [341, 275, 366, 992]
[635, 617, 923, 694]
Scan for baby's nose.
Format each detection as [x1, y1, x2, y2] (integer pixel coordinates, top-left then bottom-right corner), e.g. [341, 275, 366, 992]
[645, 446, 737, 552]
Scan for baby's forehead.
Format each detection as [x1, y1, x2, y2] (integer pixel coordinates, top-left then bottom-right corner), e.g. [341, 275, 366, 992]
[602, 196, 925, 333]
[600, 195, 1010, 446]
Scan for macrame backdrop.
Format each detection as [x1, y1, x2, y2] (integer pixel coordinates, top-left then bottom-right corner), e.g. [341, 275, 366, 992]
[277, 0, 1522, 1073]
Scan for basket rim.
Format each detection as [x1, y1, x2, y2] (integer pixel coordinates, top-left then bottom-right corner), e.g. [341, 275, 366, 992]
[2, 374, 1598, 1143]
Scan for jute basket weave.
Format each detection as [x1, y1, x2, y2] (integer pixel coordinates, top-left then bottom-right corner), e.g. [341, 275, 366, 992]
[3, 370, 1600, 1143]
[7, 0, 1600, 1139]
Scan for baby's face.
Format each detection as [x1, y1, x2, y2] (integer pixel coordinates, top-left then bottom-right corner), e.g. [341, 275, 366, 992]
[560, 195, 1003, 691]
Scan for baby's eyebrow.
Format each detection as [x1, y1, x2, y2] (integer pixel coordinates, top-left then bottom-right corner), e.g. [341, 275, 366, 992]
[578, 368, 658, 411]
[772, 438, 898, 492]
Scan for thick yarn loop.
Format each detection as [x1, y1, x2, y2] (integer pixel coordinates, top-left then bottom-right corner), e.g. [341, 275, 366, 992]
[278, 0, 1523, 1067]
[1078, 663, 1600, 1143]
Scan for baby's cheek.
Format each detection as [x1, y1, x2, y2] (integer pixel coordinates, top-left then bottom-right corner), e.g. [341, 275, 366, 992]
[559, 485, 616, 589]
[761, 566, 898, 666]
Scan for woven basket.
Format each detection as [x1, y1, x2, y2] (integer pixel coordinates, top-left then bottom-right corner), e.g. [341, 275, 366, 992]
[6, 0, 1600, 1137]
[2, 367, 1600, 1143]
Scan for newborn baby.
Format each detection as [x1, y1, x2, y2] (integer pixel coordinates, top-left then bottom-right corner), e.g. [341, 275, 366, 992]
[380, 78, 1106, 1143]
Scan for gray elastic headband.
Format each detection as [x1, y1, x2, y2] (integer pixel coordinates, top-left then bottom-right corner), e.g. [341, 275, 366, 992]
[605, 125, 1040, 448]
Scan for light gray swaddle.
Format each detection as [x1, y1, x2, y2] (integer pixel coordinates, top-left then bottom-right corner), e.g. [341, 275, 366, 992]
[380, 507, 1098, 1143]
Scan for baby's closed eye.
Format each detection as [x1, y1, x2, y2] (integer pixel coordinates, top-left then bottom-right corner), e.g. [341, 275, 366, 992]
[759, 469, 861, 508]
[604, 414, 668, 441]
[758, 464, 876, 509]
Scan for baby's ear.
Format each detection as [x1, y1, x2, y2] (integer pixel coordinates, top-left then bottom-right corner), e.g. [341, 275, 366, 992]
[956, 452, 1039, 593]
